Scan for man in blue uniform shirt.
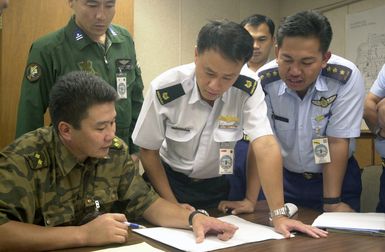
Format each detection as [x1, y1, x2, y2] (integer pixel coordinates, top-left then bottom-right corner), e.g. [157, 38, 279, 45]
[364, 63, 385, 213]
[258, 11, 364, 212]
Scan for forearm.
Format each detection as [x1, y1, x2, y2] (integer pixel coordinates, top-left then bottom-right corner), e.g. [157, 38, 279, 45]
[143, 198, 190, 229]
[0, 221, 84, 251]
[322, 137, 349, 198]
[249, 135, 284, 211]
[139, 148, 178, 203]
[363, 93, 381, 131]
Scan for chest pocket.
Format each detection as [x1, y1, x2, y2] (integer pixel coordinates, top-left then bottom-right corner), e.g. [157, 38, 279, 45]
[272, 113, 296, 150]
[42, 194, 77, 227]
[165, 123, 197, 160]
[213, 127, 243, 143]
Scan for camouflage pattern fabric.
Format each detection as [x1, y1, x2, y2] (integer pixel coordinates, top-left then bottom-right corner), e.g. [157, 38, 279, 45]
[0, 126, 158, 226]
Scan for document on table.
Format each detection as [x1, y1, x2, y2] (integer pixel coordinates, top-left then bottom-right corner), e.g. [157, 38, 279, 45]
[134, 215, 289, 252]
[312, 212, 385, 236]
[94, 242, 164, 251]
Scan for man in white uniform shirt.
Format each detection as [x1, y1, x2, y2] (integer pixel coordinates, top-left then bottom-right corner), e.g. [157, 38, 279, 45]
[132, 20, 327, 238]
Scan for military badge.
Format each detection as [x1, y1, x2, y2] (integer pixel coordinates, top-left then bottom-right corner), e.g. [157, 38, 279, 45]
[233, 75, 257, 95]
[116, 59, 132, 73]
[78, 60, 96, 74]
[311, 95, 337, 108]
[258, 67, 281, 86]
[156, 83, 185, 105]
[321, 64, 352, 84]
[25, 63, 42, 82]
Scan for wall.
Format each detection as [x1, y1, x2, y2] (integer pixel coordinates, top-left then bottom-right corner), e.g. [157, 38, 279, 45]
[134, 0, 280, 93]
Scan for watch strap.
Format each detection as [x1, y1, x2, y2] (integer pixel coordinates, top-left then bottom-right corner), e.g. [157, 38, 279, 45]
[188, 209, 209, 226]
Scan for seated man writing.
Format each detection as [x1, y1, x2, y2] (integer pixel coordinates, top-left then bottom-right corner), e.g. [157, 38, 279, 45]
[0, 71, 237, 251]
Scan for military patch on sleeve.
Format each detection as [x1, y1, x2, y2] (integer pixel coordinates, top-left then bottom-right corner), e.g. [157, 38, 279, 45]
[26, 152, 49, 170]
[156, 83, 185, 105]
[321, 64, 352, 84]
[258, 67, 280, 86]
[233, 75, 257, 96]
[25, 63, 42, 82]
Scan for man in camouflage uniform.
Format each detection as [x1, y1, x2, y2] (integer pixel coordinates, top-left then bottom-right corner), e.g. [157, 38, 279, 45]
[16, 0, 143, 160]
[0, 71, 237, 251]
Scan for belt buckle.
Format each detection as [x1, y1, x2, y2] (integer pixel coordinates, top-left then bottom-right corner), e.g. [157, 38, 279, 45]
[302, 172, 314, 180]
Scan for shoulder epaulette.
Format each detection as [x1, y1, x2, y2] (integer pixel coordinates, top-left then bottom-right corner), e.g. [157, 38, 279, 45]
[258, 67, 280, 86]
[26, 151, 49, 170]
[156, 83, 185, 105]
[233, 75, 258, 96]
[110, 137, 124, 150]
[321, 64, 352, 84]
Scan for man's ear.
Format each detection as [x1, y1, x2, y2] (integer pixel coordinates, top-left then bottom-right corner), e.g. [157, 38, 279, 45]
[58, 121, 73, 141]
[321, 51, 332, 68]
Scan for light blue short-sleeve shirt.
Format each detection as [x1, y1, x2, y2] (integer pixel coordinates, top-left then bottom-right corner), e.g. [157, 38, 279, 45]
[258, 54, 365, 173]
[370, 64, 385, 156]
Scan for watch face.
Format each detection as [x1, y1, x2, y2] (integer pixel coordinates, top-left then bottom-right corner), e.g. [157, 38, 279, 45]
[315, 144, 328, 158]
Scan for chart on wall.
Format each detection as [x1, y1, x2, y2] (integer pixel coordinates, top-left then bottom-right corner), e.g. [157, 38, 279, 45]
[346, 5, 385, 93]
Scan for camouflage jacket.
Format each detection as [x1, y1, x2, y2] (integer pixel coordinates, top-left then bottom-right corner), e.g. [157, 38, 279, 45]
[0, 127, 158, 227]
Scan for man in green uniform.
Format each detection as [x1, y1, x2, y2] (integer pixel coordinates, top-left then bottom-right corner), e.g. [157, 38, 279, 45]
[16, 0, 142, 159]
[0, 71, 237, 251]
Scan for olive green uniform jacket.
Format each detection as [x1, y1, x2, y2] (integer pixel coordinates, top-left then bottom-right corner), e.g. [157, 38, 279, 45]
[16, 16, 143, 153]
[0, 126, 158, 227]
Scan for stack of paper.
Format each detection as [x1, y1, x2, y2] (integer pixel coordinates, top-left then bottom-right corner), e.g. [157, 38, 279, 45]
[312, 212, 385, 236]
[134, 215, 289, 252]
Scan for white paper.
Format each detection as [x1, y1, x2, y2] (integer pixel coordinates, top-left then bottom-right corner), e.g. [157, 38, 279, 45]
[134, 215, 288, 252]
[312, 212, 385, 234]
[94, 242, 164, 252]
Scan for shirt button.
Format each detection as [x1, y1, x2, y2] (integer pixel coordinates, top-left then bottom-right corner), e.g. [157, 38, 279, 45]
[87, 198, 92, 204]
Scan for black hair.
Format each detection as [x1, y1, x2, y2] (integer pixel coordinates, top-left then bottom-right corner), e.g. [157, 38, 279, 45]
[49, 71, 117, 132]
[196, 20, 253, 63]
[276, 10, 333, 54]
[240, 14, 275, 37]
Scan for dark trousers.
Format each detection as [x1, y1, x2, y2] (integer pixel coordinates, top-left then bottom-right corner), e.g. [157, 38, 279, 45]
[377, 163, 385, 213]
[145, 161, 229, 209]
[283, 156, 362, 212]
[228, 138, 362, 211]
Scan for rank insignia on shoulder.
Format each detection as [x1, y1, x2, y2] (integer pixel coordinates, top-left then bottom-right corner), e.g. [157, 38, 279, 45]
[156, 83, 185, 105]
[26, 152, 48, 169]
[258, 67, 280, 86]
[312, 95, 337, 108]
[233, 75, 257, 96]
[321, 64, 352, 84]
[25, 63, 42, 82]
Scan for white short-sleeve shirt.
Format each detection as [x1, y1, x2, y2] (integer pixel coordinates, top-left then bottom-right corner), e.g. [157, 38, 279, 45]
[132, 63, 272, 179]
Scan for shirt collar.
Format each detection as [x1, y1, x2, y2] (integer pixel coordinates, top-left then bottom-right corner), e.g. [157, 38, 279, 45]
[66, 16, 124, 50]
[53, 129, 101, 177]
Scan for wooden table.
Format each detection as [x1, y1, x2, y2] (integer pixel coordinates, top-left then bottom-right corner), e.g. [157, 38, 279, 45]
[54, 202, 385, 252]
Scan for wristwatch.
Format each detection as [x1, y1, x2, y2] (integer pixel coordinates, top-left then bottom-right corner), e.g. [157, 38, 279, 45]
[269, 205, 289, 220]
[188, 209, 209, 226]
